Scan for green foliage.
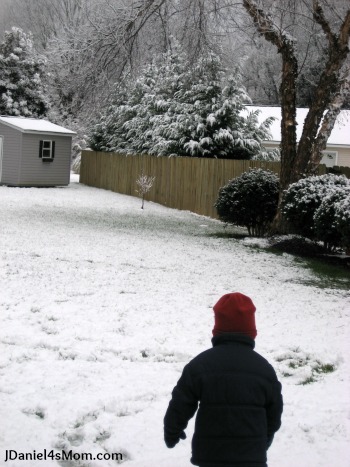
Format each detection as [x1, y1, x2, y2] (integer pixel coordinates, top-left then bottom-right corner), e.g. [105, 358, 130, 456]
[88, 47, 274, 159]
[252, 148, 281, 162]
[313, 187, 350, 251]
[282, 174, 349, 239]
[215, 169, 279, 236]
[0, 27, 49, 117]
[334, 196, 350, 250]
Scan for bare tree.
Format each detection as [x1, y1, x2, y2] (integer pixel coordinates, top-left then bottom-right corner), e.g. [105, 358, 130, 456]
[296, 2, 350, 172]
[0, 0, 238, 121]
[3, 0, 90, 50]
[84, 0, 168, 78]
[0, 0, 13, 37]
[136, 174, 156, 209]
[242, 0, 350, 231]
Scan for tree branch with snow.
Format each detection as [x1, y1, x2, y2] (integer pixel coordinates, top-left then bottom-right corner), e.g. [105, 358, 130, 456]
[136, 173, 156, 209]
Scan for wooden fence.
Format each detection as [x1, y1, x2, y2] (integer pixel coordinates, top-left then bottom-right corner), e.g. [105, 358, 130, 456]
[80, 151, 284, 218]
[79, 150, 346, 218]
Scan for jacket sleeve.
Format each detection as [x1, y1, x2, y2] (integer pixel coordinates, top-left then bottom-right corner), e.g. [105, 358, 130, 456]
[266, 376, 283, 448]
[164, 363, 199, 445]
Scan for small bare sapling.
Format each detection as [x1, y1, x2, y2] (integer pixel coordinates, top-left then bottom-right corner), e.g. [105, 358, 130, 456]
[136, 173, 155, 209]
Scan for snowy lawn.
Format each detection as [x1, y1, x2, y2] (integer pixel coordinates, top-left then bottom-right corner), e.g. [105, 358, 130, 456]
[0, 174, 349, 467]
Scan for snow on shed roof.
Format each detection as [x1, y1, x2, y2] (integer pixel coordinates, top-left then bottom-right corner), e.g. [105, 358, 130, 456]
[245, 106, 350, 147]
[0, 116, 76, 136]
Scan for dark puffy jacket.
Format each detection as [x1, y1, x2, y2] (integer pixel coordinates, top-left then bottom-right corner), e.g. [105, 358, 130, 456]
[164, 334, 283, 467]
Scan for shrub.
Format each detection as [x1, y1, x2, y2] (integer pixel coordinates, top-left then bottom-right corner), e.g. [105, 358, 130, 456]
[313, 186, 350, 251]
[282, 174, 349, 239]
[334, 195, 350, 252]
[215, 169, 279, 236]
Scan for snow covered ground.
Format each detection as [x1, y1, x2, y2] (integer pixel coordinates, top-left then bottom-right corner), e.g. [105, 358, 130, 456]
[0, 174, 349, 467]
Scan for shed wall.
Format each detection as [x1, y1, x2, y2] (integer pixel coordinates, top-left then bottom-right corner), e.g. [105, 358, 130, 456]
[19, 133, 72, 186]
[0, 122, 22, 184]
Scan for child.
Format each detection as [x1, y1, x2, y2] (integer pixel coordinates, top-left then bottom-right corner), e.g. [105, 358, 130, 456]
[164, 292, 283, 467]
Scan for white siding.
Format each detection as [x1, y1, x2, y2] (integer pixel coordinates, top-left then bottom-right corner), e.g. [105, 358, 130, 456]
[263, 142, 350, 168]
[336, 147, 350, 168]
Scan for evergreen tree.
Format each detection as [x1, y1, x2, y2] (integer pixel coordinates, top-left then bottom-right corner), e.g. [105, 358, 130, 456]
[178, 55, 266, 159]
[89, 48, 273, 158]
[0, 27, 49, 117]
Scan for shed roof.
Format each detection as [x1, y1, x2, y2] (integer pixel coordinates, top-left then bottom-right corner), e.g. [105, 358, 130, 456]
[0, 116, 76, 136]
[245, 106, 350, 147]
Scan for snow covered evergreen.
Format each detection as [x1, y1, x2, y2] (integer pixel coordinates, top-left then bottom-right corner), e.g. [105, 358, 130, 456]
[0, 27, 49, 117]
[334, 195, 350, 251]
[282, 173, 350, 249]
[215, 169, 280, 236]
[89, 48, 274, 158]
[314, 186, 350, 251]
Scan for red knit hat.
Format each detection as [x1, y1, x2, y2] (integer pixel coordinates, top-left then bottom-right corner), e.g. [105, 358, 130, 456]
[212, 292, 257, 339]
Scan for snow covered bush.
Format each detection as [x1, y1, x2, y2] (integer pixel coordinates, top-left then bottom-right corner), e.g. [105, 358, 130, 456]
[313, 186, 350, 251]
[88, 47, 274, 158]
[282, 174, 350, 239]
[215, 169, 279, 236]
[0, 27, 49, 117]
[334, 196, 350, 252]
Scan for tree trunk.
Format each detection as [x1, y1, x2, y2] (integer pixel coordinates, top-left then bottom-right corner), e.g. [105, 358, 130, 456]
[295, 2, 350, 176]
[243, 0, 298, 233]
[279, 50, 298, 191]
[243, 0, 350, 234]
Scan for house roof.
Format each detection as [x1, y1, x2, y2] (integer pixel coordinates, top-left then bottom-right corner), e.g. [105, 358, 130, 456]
[245, 106, 350, 147]
[0, 116, 76, 136]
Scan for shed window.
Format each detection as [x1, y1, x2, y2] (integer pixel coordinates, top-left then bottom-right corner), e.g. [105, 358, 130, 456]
[39, 140, 55, 161]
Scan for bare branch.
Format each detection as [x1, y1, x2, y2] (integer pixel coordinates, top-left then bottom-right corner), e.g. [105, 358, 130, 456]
[243, 0, 285, 50]
[136, 173, 156, 209]
[297, 4, 350, 173]
[313, 0, 340, 47]
[312, 70, 350, 164]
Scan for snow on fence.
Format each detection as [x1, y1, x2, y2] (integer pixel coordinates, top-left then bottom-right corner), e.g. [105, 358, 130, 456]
[79, 151, 328, 218]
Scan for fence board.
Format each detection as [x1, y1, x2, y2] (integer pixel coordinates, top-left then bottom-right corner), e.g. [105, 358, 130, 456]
[79, 151, 345, 219]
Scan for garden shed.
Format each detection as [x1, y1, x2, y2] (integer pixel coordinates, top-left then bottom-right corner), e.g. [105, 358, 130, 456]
[0, 116, 76, 186]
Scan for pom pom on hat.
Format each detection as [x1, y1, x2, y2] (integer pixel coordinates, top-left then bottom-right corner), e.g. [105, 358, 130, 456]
[213, 292, 257, 339]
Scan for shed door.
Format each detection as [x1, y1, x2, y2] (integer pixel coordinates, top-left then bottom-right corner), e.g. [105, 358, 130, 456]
[0, 136, 3, 183]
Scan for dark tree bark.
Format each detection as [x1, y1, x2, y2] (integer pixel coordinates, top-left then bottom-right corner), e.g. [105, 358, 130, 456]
[243, 0, 350, 233]
[296, 2, 350, 175]
[243, 0, 298, 231]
